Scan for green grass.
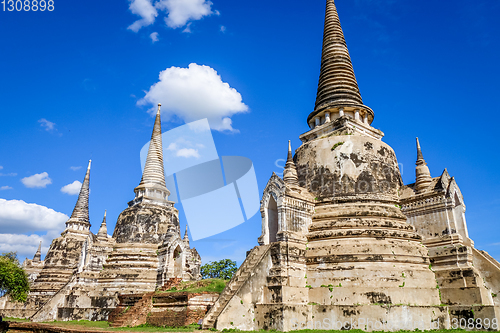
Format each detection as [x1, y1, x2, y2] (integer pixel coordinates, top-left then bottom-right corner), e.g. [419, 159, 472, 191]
[36, 320, 201, 332]
[3, 317, 30, 322]
[158, 278, 228, 294]
[220, 330, 491, 333]
[5, 320, 496, 333]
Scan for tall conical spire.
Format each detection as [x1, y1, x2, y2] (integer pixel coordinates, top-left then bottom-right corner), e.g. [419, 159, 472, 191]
[307, 0, 374, 129]
[132, 103, 170, 205]
[283, 141, 299, 186]
[97, 210, 108, 239]
[315, 0, 362, 110]
[183, 225, 189, 245]
[33, 241, 42, 262]
[66, 160, 91, 231]
[139, 104, 166, 188]
[415, 138, 433, 194]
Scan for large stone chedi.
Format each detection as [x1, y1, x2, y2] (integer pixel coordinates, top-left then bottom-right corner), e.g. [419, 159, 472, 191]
[99, 104, 201, 294]
[203, 0, 500, 331]
[0, 104, 201, 322]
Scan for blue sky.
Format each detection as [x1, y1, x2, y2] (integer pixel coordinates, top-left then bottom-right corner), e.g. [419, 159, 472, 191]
[0, 0, 499, 264]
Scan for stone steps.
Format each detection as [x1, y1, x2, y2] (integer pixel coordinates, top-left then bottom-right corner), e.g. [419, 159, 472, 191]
[108, 293, 153, 328]
[202, 245, 270, 329]
[107, 278, 182, 328]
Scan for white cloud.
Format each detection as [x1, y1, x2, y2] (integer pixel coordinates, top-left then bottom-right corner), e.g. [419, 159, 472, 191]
[176, 148, 200, 158]
[0, 186, 13, 191]
[157, 0, 213, 29]
[38, 118, 56, 131]
[70, 166, 82, 171]
[0, 166, 3, 170]
[127, 0, 213, 32]
[0, 172, 17, 177]
[60, 180, 82, 195]
[127, 0, 158, 32]
[138, 63, 249, 132]
[220, 25, 226, 33]
[0, 230, 61, 262]
[150, 31, 159, 42]
[21, 172, 52, 188]
[182, 22, 192, 33]
[167, 142, 178, 151]
[0, 199, 68, 261]
[0, 199, 68, 234]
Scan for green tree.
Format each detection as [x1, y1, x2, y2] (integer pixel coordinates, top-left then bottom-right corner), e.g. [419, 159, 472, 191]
[0, 252, 30, 302]
[201, 259, 238, 280]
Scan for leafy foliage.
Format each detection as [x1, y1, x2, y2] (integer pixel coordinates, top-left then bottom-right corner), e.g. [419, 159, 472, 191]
[0, 251, 30, 302]
[200, 259, 238, 280]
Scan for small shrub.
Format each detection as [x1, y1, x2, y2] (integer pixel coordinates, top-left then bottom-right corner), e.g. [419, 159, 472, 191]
[331, 142, 345, 151]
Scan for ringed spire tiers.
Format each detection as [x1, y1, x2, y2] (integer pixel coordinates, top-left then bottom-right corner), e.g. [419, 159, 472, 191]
[415, 137, 433, 193]
[283, 140, 299, 186]
[33, 241, 42, 262]
[131, 103, 170, 206]
[307, 0, 374, 128]
[97, 210, 108, 240]
[65, 160, 91, 233]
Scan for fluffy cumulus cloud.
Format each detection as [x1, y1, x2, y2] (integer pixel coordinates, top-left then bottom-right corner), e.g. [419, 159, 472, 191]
[0, 199, 68, 234]
[150, 31, 159, 42]
[60, 180, 82, 195]
[127, 0, 214, 32]
[157, 0, 213, 28]
[138, 63, 248, 131]
[21, 172, 52, 188]
[176, 148, 200, 158]
[0, 232, 58, 262]
[127, 0, 158, 32]
[0, 199, 68, 260]
[38, 118, 56, 131]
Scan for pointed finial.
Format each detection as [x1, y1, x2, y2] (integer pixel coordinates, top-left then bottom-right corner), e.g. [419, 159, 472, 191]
[183, 225, 189, 244]
[416, 137, 424, 162]
[97, 210, 108, 239]
[33, 241, 42, 262]
[157, 103, 161, 115]
[414, 137, 432, 194]
[283, 140, 299, 186]
[66, 160, 91, 229]
[287, 140, 293, 162]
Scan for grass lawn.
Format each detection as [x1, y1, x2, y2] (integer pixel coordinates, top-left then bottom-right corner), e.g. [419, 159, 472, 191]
[158, 278, 228, 294]
[3, 317, 30, 322]
[44, 321, 202, 332]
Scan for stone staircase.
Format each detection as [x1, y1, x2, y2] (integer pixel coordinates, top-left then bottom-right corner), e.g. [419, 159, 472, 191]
[202, 245, 271, 329]
[107, 278, 183, 328]
[108, 292, 153, 328]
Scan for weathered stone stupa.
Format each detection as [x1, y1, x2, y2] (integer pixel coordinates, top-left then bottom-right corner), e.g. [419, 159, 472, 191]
[202, 0, 500, 331]
[0, 104, 201, 321]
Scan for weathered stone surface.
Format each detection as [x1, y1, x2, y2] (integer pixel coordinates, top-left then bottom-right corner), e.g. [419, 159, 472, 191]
[0, 103, 201, 323]
[202, 0, 500, 331]
[113, 204, 178, 244]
